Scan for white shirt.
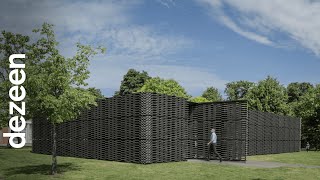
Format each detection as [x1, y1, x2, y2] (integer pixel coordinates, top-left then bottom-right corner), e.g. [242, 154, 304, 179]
[211, 132, 217, 144]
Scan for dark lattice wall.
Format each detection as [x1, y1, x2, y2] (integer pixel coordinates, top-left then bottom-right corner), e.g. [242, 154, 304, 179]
[247, 110, 301, 155]
[186, 101, 248, 161]
[33, 93, 189, 164]
[32, 93, 300, 164]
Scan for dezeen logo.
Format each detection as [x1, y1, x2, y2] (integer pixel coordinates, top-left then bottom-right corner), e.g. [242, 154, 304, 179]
[3, 54, 27, 148]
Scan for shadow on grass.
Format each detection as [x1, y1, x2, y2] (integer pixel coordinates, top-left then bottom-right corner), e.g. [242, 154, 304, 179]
[5, 163, 80, 176]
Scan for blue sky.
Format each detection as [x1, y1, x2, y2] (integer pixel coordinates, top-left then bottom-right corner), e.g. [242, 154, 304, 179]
[1, 0, 320, 97]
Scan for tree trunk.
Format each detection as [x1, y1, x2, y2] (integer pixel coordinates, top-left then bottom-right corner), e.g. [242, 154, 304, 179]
[6, 129, 21, 148]
[51, 123, 57, 175]
[6, 130, 13, 148]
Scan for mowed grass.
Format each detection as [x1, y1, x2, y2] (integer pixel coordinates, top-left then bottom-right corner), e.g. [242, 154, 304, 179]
[0, 148, 320, 180]
[247, 151, 320, 166]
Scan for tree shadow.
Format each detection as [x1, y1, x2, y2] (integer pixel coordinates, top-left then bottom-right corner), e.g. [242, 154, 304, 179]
[5, 163, 80, 176]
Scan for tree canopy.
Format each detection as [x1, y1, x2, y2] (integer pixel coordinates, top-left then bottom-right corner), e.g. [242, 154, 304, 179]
[0, 31, 30, 128]
[0, 23, 105, 174]
[225, 80, 254, 100]
[287, 82, 313, 103]
[201, 87, 223, 102]
[138, 77, 190, 99]
[246, 76, 290, 115]
[116, 69, 150, 96]
[190, 96, 210, 103]
[25, 23, 105, 124]
[295, 85, 320, 149]
[87, 87, 104, 99]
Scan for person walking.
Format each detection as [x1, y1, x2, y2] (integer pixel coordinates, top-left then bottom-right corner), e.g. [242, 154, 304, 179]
[207, 128, 222, 162]
[306, 142, 310, 152]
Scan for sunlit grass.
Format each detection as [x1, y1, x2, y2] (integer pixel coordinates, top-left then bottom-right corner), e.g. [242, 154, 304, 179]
[0, 148, 319, 180]
[248, 151, 320, 166]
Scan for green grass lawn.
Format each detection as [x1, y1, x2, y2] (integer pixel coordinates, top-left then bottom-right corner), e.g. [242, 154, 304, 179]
[247, 151, 320, 166]
[0, 148, 320, 180]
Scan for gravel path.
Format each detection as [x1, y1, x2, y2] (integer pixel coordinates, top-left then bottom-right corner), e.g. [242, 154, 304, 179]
[187, 159, 320, 168]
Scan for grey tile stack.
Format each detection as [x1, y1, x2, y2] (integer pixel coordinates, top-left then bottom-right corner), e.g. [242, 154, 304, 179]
[33, 94, 144, 163]
[247, 110, 301, 155]
[32, 118, 52, 155]
[186, 101, 248, 161]
[139, 93, 189, 163]
[32, 92, 188, 164]
[32, 93, 300, 164]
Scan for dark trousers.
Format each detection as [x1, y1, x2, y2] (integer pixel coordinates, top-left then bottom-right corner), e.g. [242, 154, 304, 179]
[207, 143, 222, 160]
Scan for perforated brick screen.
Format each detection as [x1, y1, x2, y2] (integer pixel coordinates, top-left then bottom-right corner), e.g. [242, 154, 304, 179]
[32, 93, 300, 164]
[247, 110, 301, 155]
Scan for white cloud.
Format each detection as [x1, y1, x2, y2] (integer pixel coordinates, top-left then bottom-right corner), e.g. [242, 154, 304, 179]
[101, 26, 192, 58]
[219, 15, 273, 45]
[0, 0, 226, 97]
[55, 24, 192, 62]
[0, 1, 129, 34]
[157, 0, 176, 8]
[197, 0, 320, 55]
[88, 61, 228, 96]
[135, 65, 228, 94]
[0, 0, 191, 59]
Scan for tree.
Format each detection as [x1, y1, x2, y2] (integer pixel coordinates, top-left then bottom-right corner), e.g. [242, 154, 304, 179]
[0, 31, 29, 129]
[87, 87, 104, 99]
[201, 87, 223, 102]
[1, 23, 105, 174]
[225, 80, 254, 100]
[287, 82, 313, 103]
[138, 77, 190, 99]
[116, 69, 150, 96]
[190, 96, 210, 103]
[287, 82, 313, 118]
[295, 84, 320, 149]
[246, 76, 290, 115]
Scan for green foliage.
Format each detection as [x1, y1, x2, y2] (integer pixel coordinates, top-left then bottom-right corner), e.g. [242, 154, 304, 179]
[190, 96, 210, 103]
[295, 85, 320, 149]
[87, 87, 104, 99]
[246, 76, 290, 115]
[0, 31, 30, 128]
[225, 80, 254, 100]
[117, 69, 150, 96]
[138, 77, 190, 99]
[287, 82, 313, 103]
[0, 23, 105, 174]
[24, 23, 105, 124]
[201, 87, 223, 102]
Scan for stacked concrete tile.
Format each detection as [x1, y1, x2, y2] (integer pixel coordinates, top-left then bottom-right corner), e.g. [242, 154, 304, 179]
[33, 93, 188, 164]
[187, 101, 248, 161]
[247, 110, 301, 155]
[33, 93, 300, 164]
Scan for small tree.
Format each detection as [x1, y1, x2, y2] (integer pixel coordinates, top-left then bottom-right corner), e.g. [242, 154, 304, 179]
[246, 76, 290, 115]
[11, 23, 105, 174]
[116, 69, 150, 96]
[225, 80, 254, 100]
[201, 87, 223, 102]
[138, 77, 190, 99]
